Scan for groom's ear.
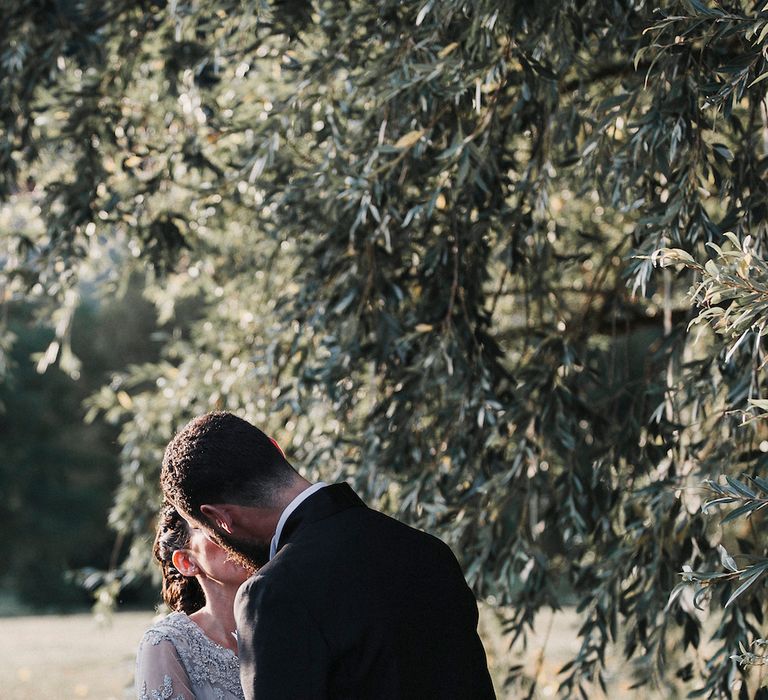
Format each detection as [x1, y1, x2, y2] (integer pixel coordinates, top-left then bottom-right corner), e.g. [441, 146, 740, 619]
[200, 504, 234, 534]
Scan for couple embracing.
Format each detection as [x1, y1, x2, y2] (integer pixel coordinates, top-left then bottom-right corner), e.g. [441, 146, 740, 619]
[136, 411, 495, 699]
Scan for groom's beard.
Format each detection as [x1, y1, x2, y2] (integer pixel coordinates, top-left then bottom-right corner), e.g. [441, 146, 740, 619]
[212, 529, 270, 571]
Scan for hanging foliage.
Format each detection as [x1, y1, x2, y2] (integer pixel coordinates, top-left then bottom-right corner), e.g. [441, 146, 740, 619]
[4, 0, 768, 696]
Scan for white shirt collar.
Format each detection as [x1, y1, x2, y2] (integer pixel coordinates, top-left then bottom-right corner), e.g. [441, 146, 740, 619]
[269, 482, 328, 560]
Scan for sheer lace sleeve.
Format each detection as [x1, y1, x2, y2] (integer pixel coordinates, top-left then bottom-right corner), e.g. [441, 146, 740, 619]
[135, 633, 196, 700]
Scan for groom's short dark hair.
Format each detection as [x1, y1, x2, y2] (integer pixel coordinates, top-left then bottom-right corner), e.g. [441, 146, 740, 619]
[161, 411, 296, 520]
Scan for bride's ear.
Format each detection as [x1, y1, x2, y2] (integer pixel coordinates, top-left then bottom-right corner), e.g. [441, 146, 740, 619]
[200, 504, 234, 534]
[171, 549, 198, 576]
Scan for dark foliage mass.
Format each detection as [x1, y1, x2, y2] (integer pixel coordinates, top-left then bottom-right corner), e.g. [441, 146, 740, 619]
[4, 0, 768, 695]
[0, 288, 161, 610]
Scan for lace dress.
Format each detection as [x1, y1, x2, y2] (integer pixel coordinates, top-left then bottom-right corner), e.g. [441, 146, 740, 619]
[135, 612, 244, 700]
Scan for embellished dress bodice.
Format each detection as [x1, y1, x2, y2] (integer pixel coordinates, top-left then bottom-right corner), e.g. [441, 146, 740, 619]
[135, 612, 244, 700]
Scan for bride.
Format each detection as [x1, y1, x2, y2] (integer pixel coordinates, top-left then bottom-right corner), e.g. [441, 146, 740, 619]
[135, 503, 251, 700]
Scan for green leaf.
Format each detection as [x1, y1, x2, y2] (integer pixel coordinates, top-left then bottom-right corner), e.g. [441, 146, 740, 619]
[725, 564, 768, 608]
[725, 476, 757, 499]
[722, 501, 762, 524]
[718, 545, 739, 572]
[748, 72, 768, 88]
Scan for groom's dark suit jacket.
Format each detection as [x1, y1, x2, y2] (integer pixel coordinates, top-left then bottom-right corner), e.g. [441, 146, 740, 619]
[234, 483, 495, 699]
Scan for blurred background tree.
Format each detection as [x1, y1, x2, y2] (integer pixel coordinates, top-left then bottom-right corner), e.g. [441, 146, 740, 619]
[0, 269, 162, 611]
[4, 0, 768, 696]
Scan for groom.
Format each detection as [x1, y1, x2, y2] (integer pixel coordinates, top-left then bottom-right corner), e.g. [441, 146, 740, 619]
[161, 411, 495, 699]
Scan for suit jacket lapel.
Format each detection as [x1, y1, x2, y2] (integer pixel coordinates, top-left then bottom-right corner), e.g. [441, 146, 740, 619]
[276, 483, 366, 554]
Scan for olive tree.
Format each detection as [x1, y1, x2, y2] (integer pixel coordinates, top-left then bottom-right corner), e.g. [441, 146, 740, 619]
[4, 0, 768, 696]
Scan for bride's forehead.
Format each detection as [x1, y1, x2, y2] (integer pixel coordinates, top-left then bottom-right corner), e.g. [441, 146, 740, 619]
[191, 527, 219, 545]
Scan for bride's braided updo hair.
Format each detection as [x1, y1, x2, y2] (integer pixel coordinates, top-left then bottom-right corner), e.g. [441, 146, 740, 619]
[153, 503, 206, 614]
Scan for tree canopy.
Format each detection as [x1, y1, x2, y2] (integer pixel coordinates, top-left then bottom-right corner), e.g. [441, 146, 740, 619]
[4, 0, 768, 696]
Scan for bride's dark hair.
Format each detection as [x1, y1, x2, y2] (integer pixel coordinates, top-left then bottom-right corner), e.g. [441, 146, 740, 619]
[153, 503, 206, 614]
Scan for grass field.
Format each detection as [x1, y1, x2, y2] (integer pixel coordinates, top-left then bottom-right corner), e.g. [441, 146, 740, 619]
[0, 610, 153, 700]
[0, 607, 679, 699]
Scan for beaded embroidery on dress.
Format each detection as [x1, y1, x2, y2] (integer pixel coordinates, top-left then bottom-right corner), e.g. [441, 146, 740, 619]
[136, 612, 244, 700]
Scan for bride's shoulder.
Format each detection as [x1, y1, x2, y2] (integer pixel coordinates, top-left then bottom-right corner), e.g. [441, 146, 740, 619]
[140, 611, 190, 647]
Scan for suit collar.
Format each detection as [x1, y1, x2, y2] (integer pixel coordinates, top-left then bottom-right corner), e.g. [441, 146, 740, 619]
[269, 482, 328, 561]
[275, 482, 365, 554]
